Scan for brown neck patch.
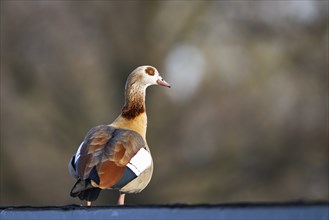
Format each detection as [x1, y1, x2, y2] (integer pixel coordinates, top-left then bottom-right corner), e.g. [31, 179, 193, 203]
[121, 95, 145, 120]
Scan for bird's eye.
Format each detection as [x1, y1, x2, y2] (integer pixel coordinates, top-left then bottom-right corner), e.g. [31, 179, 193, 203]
[145, 67, 155, 76]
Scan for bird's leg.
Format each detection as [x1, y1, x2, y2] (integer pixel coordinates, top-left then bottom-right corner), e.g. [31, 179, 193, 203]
[117, 192, 125, 205]
[87, 201, 92, 206]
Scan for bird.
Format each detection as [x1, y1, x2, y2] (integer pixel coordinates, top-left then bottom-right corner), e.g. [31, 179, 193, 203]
[68, 65, 171, 206]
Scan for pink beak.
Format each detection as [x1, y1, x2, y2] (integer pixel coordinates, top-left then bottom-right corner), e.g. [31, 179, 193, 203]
[157, 78, 171, 88]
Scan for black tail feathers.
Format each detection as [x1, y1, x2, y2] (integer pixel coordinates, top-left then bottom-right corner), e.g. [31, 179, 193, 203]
[77, 187, 101, 201]
[70, 179, 101, 202]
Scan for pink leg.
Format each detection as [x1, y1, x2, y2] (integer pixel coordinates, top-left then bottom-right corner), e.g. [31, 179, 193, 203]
[118, 192, 125, 205]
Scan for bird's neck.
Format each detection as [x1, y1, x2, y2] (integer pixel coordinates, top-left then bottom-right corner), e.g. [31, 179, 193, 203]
[111, 84, 148, 139]
[121, 85, 146, 120]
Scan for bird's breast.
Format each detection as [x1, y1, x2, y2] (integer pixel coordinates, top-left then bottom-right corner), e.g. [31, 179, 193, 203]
[110, 113, 147, 139]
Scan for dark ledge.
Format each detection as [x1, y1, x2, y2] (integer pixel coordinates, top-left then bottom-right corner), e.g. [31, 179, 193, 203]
[1, 201, 328, 220]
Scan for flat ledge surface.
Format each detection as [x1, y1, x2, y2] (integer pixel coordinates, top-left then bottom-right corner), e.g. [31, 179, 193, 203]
[1, 201, 328, 220]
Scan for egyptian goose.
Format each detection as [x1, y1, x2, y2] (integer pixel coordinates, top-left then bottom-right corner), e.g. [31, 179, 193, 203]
[68, 66, 170, 206]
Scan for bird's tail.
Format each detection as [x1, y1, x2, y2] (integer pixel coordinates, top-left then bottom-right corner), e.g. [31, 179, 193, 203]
[70, 179, 101, 202]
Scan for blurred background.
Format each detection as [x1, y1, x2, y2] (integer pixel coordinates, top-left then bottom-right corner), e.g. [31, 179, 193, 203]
[1, 1, 328, 206]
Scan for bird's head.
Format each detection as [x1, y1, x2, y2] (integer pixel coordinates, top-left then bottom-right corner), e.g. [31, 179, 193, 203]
[128, 65, 171, 89]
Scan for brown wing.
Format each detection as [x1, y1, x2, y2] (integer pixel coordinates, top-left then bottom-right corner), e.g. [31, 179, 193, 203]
[73, 125, 145, 189]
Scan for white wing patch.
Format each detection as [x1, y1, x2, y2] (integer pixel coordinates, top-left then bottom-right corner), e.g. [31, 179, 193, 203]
[74, 142, 84, 164]
[127, 148, 152, 176]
